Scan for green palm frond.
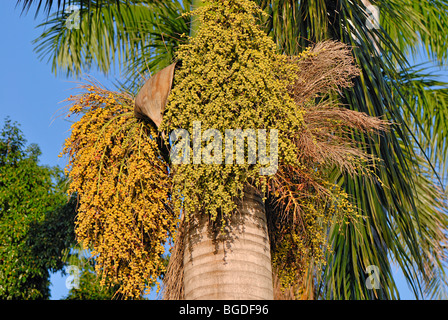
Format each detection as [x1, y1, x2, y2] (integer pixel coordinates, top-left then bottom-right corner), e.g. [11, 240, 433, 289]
[257, 0, 448, 300]
[381, 0, 448, 64]
[33, 1, 144, 76]
[324, 0, 448, 300]
[17, 0, 120, 16]
[120, 0, 190, 92]
[403, 156, 448, 300]
[32, 0, 190, 92]
[397, 63, 448, 183]
[257, 0, 329, 54]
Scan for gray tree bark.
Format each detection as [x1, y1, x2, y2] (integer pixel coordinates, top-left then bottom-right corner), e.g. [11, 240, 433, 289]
[183, 185, 274, 300]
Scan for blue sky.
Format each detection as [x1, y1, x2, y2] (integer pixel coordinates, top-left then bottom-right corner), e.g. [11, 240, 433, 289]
[0, 1, 445, 300]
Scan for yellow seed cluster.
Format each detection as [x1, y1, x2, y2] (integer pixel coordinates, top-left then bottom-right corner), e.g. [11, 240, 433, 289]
[271, 182, 362, 291]
[160, 0, 304, 223]
[62, 85, 176, 298]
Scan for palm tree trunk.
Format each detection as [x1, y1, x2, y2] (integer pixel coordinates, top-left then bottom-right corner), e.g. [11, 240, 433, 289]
[183, 184, 274, 299]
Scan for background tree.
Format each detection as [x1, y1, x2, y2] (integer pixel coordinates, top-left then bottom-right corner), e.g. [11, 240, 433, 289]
[0, 118, 76, 299]
[16, 0, 448, 299]
[61, 84, 176, 298]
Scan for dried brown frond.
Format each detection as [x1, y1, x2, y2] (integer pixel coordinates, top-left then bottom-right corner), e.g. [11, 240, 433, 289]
[288, 40, 361, 105]
[298, 103, 388, 176]
[286, 40, 389, 177]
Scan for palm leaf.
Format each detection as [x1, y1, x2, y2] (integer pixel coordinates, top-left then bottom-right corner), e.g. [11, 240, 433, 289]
[17, 0, 121, 16]
[381, 0, 448, 64]
[397, 63, 448, 184]
[32, 0, 190, 93]
[324, 0, 448, 300]
[258, 0, 448, 300]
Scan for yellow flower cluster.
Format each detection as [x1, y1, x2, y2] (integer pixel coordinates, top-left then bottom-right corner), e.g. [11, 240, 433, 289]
[271, 183, 361, 292]
[62, 85, 176, 298]
[161, 0, 304, 223]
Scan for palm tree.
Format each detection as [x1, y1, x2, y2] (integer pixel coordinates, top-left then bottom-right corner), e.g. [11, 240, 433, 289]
[17, 0, 448, 299]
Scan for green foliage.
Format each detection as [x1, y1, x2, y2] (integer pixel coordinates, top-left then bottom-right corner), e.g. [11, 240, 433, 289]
[27, 194, 77, 274]
[0, 118, 74, 299]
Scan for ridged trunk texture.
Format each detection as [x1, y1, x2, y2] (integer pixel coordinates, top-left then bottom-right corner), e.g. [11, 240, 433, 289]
[183, 185, 274, 300]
